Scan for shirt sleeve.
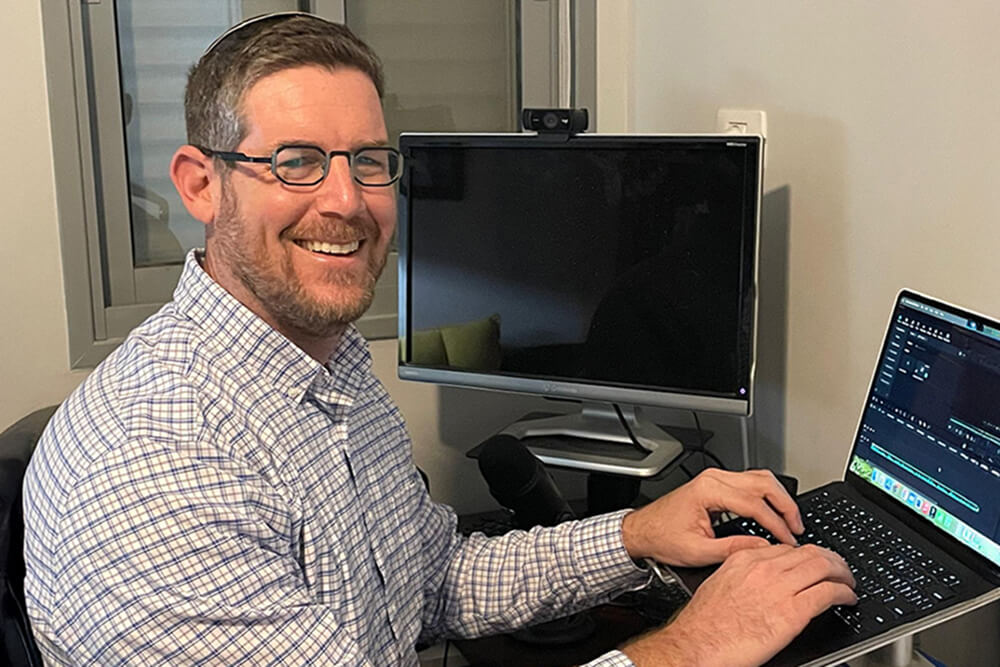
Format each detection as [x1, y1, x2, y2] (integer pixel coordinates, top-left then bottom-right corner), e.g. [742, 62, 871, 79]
[584, 650, 639, 667]
[46, 445, 375, 665]
[417, 504, 650, 641]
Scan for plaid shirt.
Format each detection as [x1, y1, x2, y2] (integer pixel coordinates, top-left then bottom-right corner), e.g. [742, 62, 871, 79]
[23, 250, 644, 665]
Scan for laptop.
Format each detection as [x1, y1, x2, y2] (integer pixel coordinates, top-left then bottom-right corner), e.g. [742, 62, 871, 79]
[676, 290, 1000, 666]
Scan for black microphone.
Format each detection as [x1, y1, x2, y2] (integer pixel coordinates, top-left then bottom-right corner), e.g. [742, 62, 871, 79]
[477, 434, 575, 529]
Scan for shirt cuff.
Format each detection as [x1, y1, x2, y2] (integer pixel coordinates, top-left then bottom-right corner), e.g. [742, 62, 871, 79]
[570, 509, 651, 593]
[581, 648, 637, 667]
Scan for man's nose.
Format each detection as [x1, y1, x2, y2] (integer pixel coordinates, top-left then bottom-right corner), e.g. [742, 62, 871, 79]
[315, 155, 364, 217]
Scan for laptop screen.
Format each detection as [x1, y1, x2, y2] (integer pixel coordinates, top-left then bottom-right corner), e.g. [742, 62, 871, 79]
[849, 291, 1000, 568]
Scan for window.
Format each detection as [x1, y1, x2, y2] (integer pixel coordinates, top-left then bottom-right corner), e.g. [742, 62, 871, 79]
[40, 0, 594, 368]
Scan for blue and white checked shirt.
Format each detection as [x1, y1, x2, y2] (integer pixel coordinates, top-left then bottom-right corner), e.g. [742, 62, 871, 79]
[23, 250, 645, 665]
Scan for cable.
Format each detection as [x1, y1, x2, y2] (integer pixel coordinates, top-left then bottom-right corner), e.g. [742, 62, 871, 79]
[689, 411, 727, 471]
[613, 403, 650, 456]
[701, 448, 726, 469]
[691, 411, 707, 448]
[442, 640, 449, 667]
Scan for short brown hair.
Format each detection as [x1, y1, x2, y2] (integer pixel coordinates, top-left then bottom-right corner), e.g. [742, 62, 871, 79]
[185, 14, 384, 152]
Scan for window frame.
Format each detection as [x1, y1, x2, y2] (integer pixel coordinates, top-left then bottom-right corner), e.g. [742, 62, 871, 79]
[40, 0, 595, 369]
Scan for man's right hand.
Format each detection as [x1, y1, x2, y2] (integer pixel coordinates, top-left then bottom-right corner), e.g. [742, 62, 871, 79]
[621, 544, 857, 667]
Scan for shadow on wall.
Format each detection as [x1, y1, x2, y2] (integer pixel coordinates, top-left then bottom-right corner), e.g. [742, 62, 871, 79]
[752, 185, 791, 472]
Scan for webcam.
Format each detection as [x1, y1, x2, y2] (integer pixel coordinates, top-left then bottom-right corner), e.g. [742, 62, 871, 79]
[521, 108, 589, 134]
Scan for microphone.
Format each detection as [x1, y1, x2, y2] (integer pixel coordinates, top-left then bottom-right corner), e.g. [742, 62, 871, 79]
[477, 434, 575, 529]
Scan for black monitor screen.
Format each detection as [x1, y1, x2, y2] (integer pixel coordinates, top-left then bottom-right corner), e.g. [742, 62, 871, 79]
[398, 134, 762, 414]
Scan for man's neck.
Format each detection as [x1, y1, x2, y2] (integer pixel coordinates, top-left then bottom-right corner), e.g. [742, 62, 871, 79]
[281, 325, 345, 365]
[199, 250, 344, 364]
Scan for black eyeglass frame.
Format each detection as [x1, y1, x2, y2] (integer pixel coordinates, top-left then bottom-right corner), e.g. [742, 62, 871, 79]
[195, 144, 403, 187]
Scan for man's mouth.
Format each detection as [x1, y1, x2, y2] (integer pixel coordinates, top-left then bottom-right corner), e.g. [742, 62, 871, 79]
[295, 239, 361, 256]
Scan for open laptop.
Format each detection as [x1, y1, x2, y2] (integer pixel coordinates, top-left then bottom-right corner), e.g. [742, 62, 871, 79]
[677, 290, 1000, 666]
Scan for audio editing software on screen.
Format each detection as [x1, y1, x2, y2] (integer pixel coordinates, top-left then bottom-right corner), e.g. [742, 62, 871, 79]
[850, 299, 1000, 566]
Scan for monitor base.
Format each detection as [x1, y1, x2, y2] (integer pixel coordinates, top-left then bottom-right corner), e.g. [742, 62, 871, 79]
[500, 403, 684, 477]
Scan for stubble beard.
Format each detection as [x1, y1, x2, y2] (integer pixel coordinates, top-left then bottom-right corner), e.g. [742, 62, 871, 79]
[212, 185, 387, 339]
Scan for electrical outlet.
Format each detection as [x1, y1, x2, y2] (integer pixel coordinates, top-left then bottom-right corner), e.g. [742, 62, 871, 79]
[716, 109, 767, 140]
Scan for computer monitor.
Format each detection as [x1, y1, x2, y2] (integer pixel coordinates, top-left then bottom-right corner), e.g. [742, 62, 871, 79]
[397, 133, 763, 476]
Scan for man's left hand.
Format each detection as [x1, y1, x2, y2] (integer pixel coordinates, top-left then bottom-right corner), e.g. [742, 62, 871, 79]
[621, 468, 804, 567]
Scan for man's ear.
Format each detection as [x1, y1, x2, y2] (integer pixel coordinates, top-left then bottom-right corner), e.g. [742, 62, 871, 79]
[170, 145, 220, 224]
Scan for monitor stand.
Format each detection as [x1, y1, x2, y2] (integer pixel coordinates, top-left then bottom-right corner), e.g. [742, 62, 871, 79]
[499, 403, 684, 477]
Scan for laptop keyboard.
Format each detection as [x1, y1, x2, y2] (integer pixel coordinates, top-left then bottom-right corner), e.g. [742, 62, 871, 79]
[727, 489, 962, 635]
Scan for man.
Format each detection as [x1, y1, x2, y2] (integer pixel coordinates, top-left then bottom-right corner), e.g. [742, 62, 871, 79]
[23, 13, 854, 665]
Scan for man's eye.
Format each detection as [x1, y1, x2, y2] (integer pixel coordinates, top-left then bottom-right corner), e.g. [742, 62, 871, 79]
[355, 154, 387, 172]
[279, 157, 316, 169]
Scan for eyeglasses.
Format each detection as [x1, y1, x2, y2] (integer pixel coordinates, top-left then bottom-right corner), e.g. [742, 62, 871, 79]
[196, 144, 403, 187]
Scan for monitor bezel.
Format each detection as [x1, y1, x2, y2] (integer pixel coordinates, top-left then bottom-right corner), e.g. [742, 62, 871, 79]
[396, 132, 765, 417]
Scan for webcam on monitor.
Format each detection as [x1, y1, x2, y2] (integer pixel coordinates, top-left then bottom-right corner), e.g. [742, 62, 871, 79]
[521, 107, 589, 133]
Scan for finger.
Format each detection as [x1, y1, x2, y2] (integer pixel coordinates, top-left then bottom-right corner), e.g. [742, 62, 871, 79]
[698, 470, 802, 544]
[760, 480, 805, 535]
[711, 487, 799, 547]
[694, 534, 771, 565]
[794, 580, 859, 620]
[774, 545, 856, 591]
[716, 542, 796, 570]
[737, 469, 805, 535]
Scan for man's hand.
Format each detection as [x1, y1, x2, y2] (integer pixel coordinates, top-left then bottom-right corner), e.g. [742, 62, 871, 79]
[622, 468, 804, 567]
[621, 544, 857, 667]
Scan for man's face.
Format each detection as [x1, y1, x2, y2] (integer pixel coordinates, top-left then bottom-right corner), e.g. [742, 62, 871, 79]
[207, 65, 396, 339]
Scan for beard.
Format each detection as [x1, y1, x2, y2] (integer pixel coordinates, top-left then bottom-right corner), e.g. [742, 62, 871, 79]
[210, 184, 388, 339]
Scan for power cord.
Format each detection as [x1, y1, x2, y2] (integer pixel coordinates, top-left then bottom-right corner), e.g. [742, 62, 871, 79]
[689, 411, 726, 470]
[613, 403, 653, 456]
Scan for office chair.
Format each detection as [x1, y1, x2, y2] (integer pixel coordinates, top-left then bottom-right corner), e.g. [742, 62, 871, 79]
[1, 406, 56, 667]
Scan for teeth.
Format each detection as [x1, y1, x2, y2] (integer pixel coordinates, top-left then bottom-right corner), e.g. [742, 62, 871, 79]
[299, 239, 360, 255]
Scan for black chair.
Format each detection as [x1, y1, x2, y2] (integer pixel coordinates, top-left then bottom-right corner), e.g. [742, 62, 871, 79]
[1, 406, 56, 666]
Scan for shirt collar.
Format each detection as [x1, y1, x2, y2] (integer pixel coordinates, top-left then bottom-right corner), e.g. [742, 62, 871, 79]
[172, 249, 372, 407]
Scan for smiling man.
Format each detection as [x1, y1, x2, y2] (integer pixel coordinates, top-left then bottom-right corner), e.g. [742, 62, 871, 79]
[176, 24, 396, 362]
[22, 13, 854, 666]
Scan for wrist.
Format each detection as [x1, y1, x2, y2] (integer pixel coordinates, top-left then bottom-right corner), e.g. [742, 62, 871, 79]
[621, 508, 649, 561]
[620, 620, 701, 667]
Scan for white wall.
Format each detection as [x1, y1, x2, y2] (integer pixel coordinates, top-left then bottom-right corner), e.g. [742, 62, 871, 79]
[0, 4, 89, 432]
[605, 0, 1000, 491]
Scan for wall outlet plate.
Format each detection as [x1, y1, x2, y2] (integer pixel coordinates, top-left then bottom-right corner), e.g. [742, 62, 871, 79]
[716, 109, 767, 140]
